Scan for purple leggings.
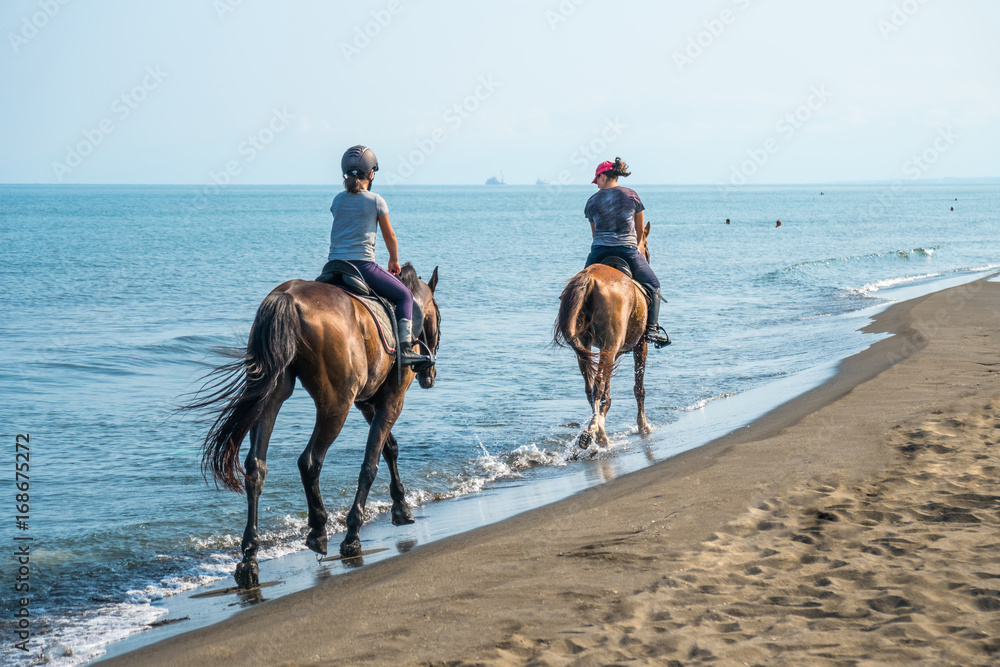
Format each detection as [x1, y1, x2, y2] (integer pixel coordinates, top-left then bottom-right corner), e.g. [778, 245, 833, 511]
[355, 261, 413, 320]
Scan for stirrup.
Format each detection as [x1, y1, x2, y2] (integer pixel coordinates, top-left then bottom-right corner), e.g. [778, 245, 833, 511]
[645, 326, 671, 348]
[406, 357, 435, 373]
[399, 344, 434, 371]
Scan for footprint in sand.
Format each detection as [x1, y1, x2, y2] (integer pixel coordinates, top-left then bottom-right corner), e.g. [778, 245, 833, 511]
[480, 397, 1000, 666]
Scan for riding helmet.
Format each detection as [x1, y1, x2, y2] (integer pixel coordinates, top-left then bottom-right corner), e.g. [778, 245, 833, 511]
[341, 145, 379, 177]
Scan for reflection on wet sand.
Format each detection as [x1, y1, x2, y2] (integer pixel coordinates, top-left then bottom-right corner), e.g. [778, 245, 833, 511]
[595, 459, 617, 482]
[396, 537, 419, 554]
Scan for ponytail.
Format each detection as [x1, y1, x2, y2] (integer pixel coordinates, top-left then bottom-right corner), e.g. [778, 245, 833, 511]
[610, 157, 630, 179]
[343, 170, 368, 193]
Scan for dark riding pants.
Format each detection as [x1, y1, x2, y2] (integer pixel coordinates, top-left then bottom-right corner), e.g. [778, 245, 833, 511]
[354, 261, 414, 320]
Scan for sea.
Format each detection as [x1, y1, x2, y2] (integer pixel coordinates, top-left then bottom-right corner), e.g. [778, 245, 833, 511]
[1, 182, 998, 665]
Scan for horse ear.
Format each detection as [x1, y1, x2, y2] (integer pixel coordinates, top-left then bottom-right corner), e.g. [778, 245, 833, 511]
[427, 266, 439, 294]
[644, 221, 651, 239]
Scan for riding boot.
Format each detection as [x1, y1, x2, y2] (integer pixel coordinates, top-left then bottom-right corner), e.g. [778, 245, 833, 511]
[643, 287, 671, 348]
[397, 318, 435, 371]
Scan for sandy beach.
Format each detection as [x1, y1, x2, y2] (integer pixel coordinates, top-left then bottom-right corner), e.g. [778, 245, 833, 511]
[103, 277, 1000, 666]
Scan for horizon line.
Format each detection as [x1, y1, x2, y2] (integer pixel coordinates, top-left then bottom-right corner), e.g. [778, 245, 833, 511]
[2, 177, 999, 187]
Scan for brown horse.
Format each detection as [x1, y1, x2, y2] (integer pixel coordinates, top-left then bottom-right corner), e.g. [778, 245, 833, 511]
[188, 263, 440, 588]
[554, 222, 653, 448]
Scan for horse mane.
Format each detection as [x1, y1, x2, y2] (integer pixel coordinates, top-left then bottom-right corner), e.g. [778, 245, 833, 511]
[398, 262, 420, 292]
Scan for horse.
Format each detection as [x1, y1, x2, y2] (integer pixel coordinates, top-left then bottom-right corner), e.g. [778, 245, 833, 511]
[554, 222, 654, 449]
[187, 263, 440, 589]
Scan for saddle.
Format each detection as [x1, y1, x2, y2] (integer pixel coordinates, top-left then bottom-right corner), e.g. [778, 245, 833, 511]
[314, 260, 424, 356]
[600, 255, 632, 279]
[317, 259, 371, 296]
[600, 257, 650, 303]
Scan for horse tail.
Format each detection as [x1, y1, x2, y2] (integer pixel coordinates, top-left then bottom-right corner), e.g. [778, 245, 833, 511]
[186, 289, 301, 493]
[554, 271, 597, 375]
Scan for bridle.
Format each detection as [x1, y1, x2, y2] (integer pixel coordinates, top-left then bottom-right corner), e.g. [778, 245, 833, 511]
[415, 297, 440, 361]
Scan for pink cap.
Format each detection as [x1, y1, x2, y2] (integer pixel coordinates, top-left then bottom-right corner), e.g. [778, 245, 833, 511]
[592, 160, 615, 184]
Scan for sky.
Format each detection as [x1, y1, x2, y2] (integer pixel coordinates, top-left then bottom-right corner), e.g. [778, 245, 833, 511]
[1, 0, 998, 186]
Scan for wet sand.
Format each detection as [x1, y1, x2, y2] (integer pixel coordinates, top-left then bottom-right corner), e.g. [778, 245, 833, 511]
[103, 278, 1000, 666]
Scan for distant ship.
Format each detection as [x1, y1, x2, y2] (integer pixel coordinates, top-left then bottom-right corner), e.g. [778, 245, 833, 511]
[485, 171, 505, 185]
[535, 178, 549, 186]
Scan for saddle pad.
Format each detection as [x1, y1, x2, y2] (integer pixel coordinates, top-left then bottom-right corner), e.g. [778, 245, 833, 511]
[633, 281, 650, 303]
[333, 286, 397, 354]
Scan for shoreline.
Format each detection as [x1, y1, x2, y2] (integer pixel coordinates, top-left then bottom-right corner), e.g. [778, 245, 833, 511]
[101, 276, 1000, 665]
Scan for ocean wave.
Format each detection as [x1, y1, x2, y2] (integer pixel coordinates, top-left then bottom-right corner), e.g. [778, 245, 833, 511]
[761, 246, 942, 282]
[847, 273, 943, 297]
[23, 602, 167, 667]
[843, 263, 1000, 299]
[682, 391, 739, 411]
[962, 263, 1000, 272]
[137, 334, 234, 359]
[23, 422, 649, 665]
[9, 561, 228, 667]
[410, 440, 572, 501]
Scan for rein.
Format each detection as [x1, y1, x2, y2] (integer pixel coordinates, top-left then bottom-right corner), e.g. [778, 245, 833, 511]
[415, 299, 440, 361]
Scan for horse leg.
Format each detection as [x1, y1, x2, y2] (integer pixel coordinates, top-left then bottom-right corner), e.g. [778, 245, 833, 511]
[382, 432, 414, 526]
[577, 350, 599, 448]
[341, 400, 402, 557]
[594, 350, 615, 447]
[597, 354, 615, 447]
[297, 401, 351, 556]
[634, 338, 651, 435]
[236, 370, 294, 588]
[577, 353, 595, 408]
[582, 349, 613, 448]
[357, 402, 414, 527]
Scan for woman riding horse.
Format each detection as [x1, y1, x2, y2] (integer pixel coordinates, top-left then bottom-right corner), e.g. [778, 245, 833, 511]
[584, 157, 670, 348]
[320, 145, 433, 369]
[188, 145, 442, 588]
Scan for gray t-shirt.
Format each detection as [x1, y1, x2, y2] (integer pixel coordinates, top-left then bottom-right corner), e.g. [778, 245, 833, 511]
[584, 186, 644, 248]
[327, 189, 389, 262]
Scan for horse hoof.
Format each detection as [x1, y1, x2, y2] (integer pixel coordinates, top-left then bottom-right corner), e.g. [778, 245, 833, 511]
[340, 538, 362, 558]
[234, 560, 259, 589]
[305, 530, 328, 556]
[578, 432, 592, 449]
[391, 504, 415, 526]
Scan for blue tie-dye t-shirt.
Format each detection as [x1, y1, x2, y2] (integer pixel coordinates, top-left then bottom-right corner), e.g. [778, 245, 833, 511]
[584, 186, 644, 248]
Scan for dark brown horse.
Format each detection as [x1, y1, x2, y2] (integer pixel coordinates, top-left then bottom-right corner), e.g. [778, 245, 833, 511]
[554, 222, 653, 448]
[189, 263, 440, 588]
